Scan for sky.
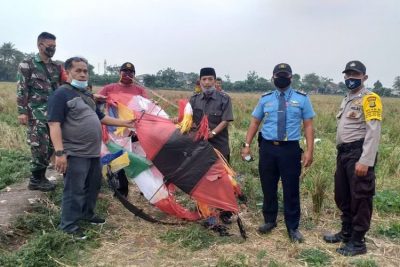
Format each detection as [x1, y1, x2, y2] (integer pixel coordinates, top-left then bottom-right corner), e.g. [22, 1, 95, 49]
[1, 0, 399, 87]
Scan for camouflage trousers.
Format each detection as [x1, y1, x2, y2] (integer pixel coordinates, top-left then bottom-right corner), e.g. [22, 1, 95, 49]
[27, 119, 53, 172]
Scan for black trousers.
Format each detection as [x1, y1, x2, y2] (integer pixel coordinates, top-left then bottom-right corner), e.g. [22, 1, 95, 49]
[59, 156, 102, 233]
[258, 138, 302, 230]
[335, 147, 375, 234]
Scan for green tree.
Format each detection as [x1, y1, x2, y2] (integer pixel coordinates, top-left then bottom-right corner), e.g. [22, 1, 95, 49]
[143, 74, 157, 87]
[392, 76, 400, 95]
[0, 42, 24, 81]
[291, 73, 302, 90]
[106, 65, 120, 76]
[156, 68, 184, 88]
[320, 77, 333, 94]
[373, 80, 383, 91]
[373, 80, 392, 96]
[302, 73, 321, 93]
[337, 81, 347, 94]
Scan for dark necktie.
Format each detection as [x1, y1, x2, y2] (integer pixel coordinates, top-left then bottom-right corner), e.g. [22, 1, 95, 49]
[277, 92, 286, 140]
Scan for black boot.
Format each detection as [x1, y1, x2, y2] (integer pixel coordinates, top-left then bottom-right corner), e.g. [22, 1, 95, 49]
[323, 230, 351, 243]
[28, 170, 42, 190]
[28, 169, 55, 192]
[40, 168, 56, 190]
[323, 223, 351, 243]
[336, 231, 367, 256]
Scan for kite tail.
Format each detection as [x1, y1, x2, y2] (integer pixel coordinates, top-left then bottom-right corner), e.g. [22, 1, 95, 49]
[177, 99, 187, 122]
[214, 148, 243, 197]
[214, 149, 236, 177]
[237, 215, 247, 239]
[102, 125, 109, 143]
[177, 100, 193, 133]
[195, 115, 209, 141]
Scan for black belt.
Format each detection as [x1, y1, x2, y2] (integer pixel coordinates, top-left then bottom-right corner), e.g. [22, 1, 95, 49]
[264, 140, 299, 146]
[337, 139, 364, 153]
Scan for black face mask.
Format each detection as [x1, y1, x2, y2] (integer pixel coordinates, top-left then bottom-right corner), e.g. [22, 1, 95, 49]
[43, 46, 55, 58]
[274, 77, 291, 89]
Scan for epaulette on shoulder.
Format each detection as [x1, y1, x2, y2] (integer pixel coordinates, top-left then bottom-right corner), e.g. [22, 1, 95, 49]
[294, 90, 307, 96]
[261, 91, 273, 97]
[220, 91, 230, 98]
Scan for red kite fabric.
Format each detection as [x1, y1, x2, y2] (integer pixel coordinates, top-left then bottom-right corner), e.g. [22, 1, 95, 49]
[134, 111, 239, 213]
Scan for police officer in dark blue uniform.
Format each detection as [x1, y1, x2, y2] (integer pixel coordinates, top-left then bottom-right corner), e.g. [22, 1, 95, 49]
[241, 63, 315, 242]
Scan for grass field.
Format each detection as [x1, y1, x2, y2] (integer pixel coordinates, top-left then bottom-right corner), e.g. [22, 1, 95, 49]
[1, 82, 399, 266]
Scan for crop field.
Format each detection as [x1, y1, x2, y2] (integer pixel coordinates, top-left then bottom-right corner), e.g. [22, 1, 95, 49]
[0, 82, 399, 266]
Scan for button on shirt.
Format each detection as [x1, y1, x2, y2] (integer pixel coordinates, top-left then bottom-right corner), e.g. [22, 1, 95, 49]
[252, 88, 315, 140]
[190, 90, 233, 156]
[336, 87, 382, 166]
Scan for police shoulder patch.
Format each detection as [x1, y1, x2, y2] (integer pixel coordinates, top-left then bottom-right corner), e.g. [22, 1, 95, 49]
[261, 91, 273, 97]
[362, 92, 382, 121]
[294, 90, 307, 96]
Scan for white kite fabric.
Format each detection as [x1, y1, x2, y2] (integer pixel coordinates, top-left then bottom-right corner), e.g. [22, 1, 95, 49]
[101, 95, 201, 220]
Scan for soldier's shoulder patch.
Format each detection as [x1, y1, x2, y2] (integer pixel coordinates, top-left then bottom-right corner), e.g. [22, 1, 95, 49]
[261, 91, 273, 97]
[362, 92, 382, 121]
[294, 90, 307, 96]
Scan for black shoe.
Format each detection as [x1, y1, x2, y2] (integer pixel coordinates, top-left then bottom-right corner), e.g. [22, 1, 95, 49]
[336, 240, 367, 256]
[28, 170, 55, 192]
[89, 216, 105, 225]
[219, 211, 233, 224]
[68, 229, 87, 240]
[258, 222, 277, 234]
[288, 229, 304, 243]
[323, 231, 351, 243]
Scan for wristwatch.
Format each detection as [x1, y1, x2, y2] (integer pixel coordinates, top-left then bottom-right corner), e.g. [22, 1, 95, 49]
[242, 142, 250, 148]
[55, 150, 66, 157]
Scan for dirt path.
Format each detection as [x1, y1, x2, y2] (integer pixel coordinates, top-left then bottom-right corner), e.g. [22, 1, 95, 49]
[0, 169, 61, 229]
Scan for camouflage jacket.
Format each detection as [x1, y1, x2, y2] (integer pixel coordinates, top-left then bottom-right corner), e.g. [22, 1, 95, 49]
[16, 54, 63, 121]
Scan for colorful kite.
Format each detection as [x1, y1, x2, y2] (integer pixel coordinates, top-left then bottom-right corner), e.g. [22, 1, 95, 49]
[100, 92, 245, 237]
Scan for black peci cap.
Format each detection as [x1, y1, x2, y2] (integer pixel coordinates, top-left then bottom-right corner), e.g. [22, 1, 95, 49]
[200, 67, 216, 78]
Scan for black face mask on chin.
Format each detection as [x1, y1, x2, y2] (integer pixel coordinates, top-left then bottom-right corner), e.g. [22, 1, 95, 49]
[274, 77, 291, 89]
[41, 45, 55, 58]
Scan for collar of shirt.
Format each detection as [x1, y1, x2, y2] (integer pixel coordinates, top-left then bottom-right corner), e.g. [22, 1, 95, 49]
[201, 89, 217, 100]
[345, 87, 367, 101]
[274, 87, 293, 100]
[34, 53, 53, 64]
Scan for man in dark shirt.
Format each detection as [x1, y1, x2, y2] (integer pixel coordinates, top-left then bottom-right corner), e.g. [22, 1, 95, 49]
[47, 57, 133, 239]
[190, 67, 233, 162]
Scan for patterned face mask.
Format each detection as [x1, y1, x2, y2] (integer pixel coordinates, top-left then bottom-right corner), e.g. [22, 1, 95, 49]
[345, 78, 362, 90]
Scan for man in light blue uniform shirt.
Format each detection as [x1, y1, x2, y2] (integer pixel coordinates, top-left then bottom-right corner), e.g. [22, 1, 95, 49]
[241, 63, 315, 242]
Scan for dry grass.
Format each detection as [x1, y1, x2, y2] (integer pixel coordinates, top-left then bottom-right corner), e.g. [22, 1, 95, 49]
[2, 84, 400, 266]
[84, 89, 400, 266]
[83, 185, 400, 267]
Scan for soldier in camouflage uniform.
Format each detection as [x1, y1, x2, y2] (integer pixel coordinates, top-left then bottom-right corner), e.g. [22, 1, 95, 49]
[16, 32, 64, 191]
